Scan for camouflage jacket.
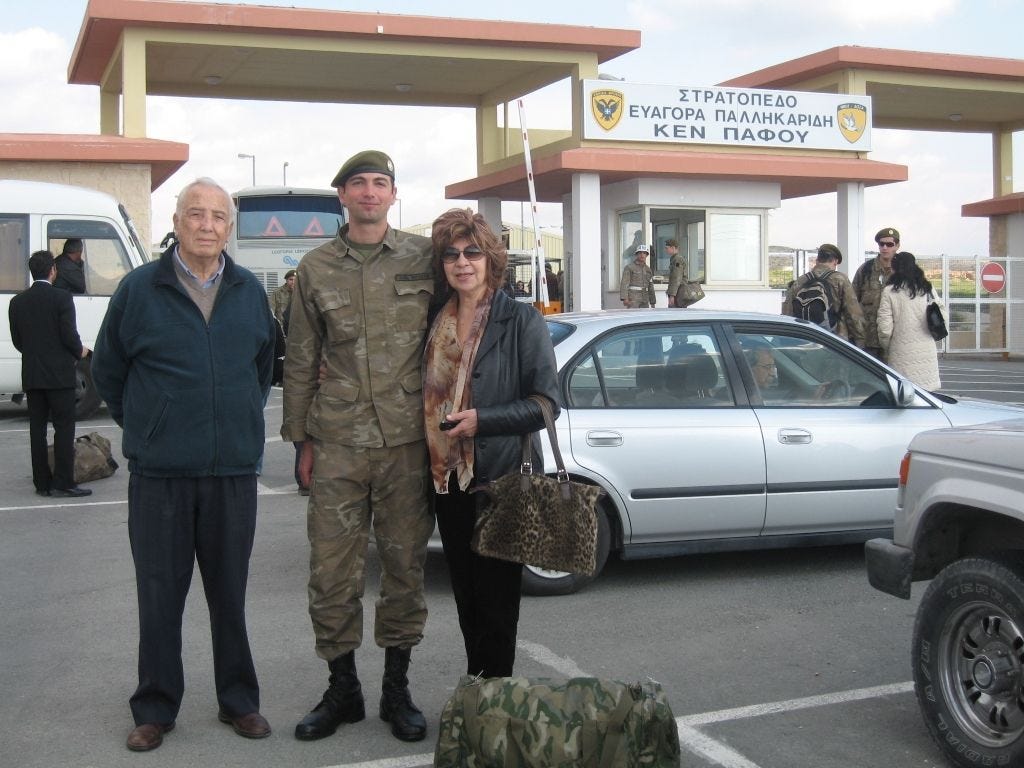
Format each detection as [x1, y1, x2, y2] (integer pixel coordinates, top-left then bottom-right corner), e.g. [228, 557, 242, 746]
[783, 265, 866, 347]
[620, 261, 656, 304]
[666, 252, 689, 297]
[852, 257, 893, 349]
[269, 283, 292, 327]
[281, 225, 433, 447]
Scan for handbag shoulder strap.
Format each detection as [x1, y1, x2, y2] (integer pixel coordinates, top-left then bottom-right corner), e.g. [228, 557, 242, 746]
[527, 394, 573, 500]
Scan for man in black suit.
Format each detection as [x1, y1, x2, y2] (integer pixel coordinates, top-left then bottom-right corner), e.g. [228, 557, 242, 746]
[8, 250, 92, 497]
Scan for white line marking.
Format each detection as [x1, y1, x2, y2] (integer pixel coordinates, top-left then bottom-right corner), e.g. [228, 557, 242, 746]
[676, 681, 914, 727]
[321, 757, 433, 768]
[677, 724, 762, 768]
[0, 499, 127, 512]
[516, 639, 591, 678]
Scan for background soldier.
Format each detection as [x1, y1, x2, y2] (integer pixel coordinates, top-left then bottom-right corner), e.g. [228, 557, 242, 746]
[620, 244, 656, 308]
[664, 238, 688, 308]
[270, 268, 296, 332]
[783, 243, 865, 347]
[853, 227, 899, 359]
[282, 150, 434, 744]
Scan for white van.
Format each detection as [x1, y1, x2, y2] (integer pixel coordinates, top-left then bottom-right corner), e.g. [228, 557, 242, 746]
[0, 180, 150, 416]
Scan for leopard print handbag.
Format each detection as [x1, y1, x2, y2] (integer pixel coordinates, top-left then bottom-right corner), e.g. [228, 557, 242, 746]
[471, 395, 602, 575]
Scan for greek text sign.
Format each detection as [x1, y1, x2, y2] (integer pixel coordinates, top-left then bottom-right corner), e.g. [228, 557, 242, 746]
[583, 80, 872, 151]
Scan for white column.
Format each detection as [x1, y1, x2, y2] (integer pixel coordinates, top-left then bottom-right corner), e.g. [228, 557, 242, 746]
[478, 197, 502, 235]
[571, 172, 602, 311]
[836, 182, 864, 275]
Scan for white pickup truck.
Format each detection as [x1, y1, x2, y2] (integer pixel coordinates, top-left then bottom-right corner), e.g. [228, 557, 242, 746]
[866, 418, 1024, 768]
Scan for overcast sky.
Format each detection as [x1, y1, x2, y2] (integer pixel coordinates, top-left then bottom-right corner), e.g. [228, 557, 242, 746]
[2, 0, 1022, 256]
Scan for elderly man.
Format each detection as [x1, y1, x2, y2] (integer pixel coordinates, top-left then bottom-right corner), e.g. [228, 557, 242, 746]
[620, 244, 656, 308]
[853, 227, 900, 359]
[53, 238, 86, 294]
[282, 150, 434, 744]
[93, 177, 277, 752]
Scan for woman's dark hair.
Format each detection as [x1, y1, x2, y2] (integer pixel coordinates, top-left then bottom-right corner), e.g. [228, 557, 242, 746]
[430, 208, 507, 301]
[886, 251, 932, 299]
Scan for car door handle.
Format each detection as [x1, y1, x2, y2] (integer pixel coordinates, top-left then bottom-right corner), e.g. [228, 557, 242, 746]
[777, 428, 812, 445]
[586, 430, 623, 447]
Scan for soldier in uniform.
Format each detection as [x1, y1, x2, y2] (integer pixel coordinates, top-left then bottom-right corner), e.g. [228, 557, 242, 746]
[620, 244, 656, 308]
[281, 150, 434, 744]
[270, 268, 296, 331]
[664, 238, 688, 308]
[853, 227, 899, 359]
[783, 243, 866, 347]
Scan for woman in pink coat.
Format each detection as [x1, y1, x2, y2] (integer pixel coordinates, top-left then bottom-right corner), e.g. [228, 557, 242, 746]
[877, 251, 944, 390]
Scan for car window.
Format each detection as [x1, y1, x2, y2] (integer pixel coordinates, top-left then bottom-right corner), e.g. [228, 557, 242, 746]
[47, 218, 136, 296]
[735, 329, 892, 407]
[546, 319, 576, 347]
[567, 324, 733, 408]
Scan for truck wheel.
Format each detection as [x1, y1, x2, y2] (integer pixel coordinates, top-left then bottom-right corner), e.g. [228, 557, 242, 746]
[520, 504, 611, 597]
[913, 556, 1024, 767]
[75, 357, 102, 419]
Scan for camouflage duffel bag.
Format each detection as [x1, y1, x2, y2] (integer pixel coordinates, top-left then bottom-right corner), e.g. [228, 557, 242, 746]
[434, 675, 681, 768]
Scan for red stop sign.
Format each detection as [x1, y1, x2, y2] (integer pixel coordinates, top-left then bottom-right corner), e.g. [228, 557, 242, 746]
[981, 262, 1006, 294]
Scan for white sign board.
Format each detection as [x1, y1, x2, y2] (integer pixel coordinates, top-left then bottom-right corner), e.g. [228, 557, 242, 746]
[583, 80, 872, 151]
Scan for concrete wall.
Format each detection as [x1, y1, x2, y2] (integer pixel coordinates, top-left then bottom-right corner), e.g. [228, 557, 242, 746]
[0, 161, 153, 251]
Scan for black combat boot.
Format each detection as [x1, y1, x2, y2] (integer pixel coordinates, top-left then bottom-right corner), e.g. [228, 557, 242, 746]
[294, 651, 365, 741]
[379, 646, 427, 742]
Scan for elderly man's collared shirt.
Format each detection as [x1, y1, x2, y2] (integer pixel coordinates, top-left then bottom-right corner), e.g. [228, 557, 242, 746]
[173, 246, 225, 289]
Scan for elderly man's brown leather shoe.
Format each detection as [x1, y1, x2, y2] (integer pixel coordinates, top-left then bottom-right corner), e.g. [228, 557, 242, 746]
[126, 722, 174, 752]
[218, 710, 271, 739]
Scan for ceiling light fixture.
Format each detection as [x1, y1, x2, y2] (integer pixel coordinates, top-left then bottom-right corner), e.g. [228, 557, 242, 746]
[948, 113, 963, 122]
[395, 83, 413, 93]
[204, 75, 223, 86]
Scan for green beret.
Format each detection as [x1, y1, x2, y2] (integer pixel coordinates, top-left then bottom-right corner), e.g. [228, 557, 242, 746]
[665, 238, 679, 248]
[817, 243, 843, 264]
[331, 150, 395, 188]
[874, 227, 899, 243]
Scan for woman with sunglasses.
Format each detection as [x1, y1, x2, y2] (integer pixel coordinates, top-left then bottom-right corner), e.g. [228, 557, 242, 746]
[423, 208, 559, 678]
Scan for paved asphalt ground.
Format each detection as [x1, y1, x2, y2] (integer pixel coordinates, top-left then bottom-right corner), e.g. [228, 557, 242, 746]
[2, 354, 1023, 768]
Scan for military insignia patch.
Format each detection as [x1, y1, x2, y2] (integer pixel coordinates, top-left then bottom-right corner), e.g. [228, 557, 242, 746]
[591, 89, 624, 131]
[837, 103, 867, 144]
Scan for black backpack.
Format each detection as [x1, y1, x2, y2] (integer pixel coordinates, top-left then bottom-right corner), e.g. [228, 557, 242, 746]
[793, 271, 838, 330]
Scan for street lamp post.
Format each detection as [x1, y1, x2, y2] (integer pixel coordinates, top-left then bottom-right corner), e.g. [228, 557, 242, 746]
[282, 161, 289, 186]
[238, 153, 255, 186]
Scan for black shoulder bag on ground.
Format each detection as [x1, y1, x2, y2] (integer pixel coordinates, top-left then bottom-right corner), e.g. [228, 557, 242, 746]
[471, 395, 602, 575]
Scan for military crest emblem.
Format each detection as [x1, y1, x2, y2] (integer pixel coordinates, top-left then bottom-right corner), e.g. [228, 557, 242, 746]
[837, 103, 867, 144]
[591, 89, 624, 131]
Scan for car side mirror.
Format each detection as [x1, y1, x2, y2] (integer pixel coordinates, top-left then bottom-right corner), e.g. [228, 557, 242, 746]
[894, 377, 917, 407]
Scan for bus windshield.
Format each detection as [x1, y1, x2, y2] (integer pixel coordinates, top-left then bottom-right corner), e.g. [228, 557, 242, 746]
[229, 187, 345, 293]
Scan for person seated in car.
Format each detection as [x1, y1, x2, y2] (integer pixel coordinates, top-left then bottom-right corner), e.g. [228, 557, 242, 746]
[746, 344, 847, 404]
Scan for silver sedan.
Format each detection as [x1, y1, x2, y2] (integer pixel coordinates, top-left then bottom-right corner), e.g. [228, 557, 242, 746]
[437, 309, 1024, 596]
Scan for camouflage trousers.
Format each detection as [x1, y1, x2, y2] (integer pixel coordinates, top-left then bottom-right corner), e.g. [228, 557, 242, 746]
[306, 439, 433, 661]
